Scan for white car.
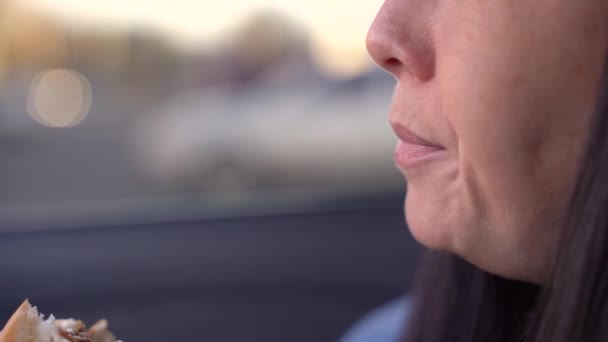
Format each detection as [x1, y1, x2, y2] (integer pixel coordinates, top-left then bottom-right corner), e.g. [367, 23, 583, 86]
[132, 70, 401, 194]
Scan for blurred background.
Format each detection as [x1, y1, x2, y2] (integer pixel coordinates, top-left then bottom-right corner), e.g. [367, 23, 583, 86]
[0, 0, 422, 340]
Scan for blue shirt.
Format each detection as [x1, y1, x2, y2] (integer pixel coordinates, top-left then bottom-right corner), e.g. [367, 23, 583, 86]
[339, 296, 411, 342]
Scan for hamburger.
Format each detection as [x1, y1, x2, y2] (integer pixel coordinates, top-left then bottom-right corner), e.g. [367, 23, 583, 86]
[0, 300, 122, 342]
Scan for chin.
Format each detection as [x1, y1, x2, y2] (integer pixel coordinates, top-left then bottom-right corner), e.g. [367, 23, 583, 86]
[404, 184, 488, 274]
[404, 188, 550, 284]
[404, 185, 456, 252]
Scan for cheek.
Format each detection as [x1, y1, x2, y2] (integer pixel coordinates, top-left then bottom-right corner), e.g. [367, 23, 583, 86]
[438, 58, 549, 234]
[437, 1, 605, 206]
[428, 0, 608, 277]
[442, 64, 549, 199]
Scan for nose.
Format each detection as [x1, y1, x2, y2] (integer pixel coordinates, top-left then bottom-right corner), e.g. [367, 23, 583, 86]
[366, 0, 437, 82]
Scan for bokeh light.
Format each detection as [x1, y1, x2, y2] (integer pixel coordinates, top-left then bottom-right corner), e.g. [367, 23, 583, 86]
[26, 68, 92, 128]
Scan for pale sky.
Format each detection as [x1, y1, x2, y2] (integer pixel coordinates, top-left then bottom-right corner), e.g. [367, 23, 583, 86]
[20, 0, 384, 76]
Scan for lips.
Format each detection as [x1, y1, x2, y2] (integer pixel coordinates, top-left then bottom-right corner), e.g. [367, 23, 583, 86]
[390, 122, 446, 170]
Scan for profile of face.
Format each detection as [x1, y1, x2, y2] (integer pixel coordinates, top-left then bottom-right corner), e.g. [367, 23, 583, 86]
[367, 0, 608, 283]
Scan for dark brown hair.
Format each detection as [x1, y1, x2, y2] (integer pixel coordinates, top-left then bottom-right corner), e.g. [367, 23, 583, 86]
[403, 55, 608, 342]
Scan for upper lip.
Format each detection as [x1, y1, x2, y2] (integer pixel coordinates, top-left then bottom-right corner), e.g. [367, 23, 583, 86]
[390, 121, 443, 148]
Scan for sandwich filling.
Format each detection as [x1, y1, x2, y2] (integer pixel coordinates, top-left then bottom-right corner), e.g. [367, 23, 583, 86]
[0, 301, 120, 342]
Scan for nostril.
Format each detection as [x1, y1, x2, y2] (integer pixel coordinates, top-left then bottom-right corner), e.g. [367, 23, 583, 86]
[386, 58, 401, 68]
[382, 57, 403, 75]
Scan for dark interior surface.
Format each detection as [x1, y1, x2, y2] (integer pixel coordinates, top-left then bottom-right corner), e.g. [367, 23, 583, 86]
[0, 196, 422, 342]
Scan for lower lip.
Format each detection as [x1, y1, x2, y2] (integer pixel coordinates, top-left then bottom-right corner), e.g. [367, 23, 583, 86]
[394, 140, 446, 170]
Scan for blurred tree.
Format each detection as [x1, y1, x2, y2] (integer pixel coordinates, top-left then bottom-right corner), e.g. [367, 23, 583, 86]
[125, 32, 180, 83]
[0, 1, 67, 84]
[66, 32, 131, 77]
[227, 10, 309, 81]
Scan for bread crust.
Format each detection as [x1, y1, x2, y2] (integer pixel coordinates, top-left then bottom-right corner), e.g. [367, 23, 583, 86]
[0, 300, 39, 342]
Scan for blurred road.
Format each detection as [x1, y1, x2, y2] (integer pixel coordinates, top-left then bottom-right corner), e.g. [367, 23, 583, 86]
[0, 195, 421, 342]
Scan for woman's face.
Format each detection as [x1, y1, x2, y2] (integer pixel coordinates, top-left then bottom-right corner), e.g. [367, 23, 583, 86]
[367, 0, 608, 283]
